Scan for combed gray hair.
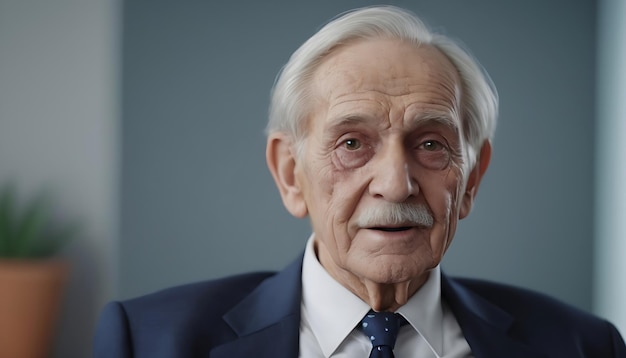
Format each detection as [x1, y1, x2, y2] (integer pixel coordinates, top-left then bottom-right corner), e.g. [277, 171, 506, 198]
[267, 5, 498, 163]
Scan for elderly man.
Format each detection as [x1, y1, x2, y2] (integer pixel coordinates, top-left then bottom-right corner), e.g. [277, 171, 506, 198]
[94, 6, 625, 358]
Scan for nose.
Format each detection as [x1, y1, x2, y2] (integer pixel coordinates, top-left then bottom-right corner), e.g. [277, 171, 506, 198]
[368, 143, 418, 202]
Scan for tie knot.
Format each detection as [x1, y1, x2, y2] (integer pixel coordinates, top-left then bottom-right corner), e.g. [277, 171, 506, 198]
[360, 310, 404, 350]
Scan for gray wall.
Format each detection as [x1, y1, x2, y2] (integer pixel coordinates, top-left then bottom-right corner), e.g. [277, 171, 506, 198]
[594, 0, 626, 333]
[120, 0, 597, 311]
[0, 1, 119, 357]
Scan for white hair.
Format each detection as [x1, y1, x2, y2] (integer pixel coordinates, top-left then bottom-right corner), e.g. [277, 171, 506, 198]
[267, 5, 498, 162]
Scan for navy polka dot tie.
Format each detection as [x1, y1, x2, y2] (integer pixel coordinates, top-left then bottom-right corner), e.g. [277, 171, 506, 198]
[360, 310, 404, 358]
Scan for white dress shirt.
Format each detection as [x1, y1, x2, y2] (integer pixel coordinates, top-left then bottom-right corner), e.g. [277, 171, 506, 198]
[299, 235, 473, 358]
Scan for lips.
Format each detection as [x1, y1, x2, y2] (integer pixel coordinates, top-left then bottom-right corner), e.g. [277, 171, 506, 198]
[371, 226, 413, 232]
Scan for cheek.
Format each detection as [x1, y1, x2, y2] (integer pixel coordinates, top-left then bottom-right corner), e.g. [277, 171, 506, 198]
[306, 157, 342, 210]
[423, 170, 462, 221]
[303, 158, 349, 228]
[306, 150, 369, 215]
[442, 166, 466, 212]
[305, 162, 370, 253]
[322, 170, 367, 238]
[423, 169, 466, 251]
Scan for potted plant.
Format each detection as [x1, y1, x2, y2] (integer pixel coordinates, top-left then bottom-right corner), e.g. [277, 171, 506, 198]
[0, 183, 77, 358]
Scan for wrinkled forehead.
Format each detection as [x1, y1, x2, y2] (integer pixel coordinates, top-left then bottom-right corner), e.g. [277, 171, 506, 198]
[321, 38, 457, 85]
[308, 38, 462, 125]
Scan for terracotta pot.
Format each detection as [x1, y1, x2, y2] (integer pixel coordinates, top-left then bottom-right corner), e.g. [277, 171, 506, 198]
[0, 259, 69, 358]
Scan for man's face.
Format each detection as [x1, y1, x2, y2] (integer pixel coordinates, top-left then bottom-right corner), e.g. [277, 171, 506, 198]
[274, 38, 489, 289]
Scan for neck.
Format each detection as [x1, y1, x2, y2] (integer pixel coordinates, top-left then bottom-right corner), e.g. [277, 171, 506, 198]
[358, 277, 428, 311]
[315, 242, 429, 312]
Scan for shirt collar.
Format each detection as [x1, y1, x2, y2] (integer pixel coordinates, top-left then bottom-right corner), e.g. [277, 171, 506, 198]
[396, 263, 444, 356]
[301, 235, 444, 357]
[301, 235, 371, 357]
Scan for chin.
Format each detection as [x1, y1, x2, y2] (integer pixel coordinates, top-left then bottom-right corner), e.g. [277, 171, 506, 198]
[356, 256, 432, 285]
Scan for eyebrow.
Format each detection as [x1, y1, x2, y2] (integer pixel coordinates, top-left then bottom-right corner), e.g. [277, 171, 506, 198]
[326, 109, 459, 133]
[327, 115, 376, 128]
[411, 110, 459, 133]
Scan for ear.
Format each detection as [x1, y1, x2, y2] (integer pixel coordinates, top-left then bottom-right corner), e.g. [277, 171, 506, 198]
[266, 133, 308, 218]
[459, 140, 492, 219]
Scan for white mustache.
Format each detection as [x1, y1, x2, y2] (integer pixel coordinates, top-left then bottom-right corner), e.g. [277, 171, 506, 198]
[355, 203, 434, 228]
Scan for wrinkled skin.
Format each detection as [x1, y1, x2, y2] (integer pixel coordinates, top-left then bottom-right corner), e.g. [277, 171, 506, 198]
[267, 38, 491, 311]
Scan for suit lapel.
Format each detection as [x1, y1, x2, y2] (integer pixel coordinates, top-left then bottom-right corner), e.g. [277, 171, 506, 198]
[442, 274, 547, 358]
[209, 256, 303, 358]
[208, 257, 552, 358]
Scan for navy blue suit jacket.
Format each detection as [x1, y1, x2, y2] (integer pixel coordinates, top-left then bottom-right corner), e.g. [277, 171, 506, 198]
[94, 257, 625, 357]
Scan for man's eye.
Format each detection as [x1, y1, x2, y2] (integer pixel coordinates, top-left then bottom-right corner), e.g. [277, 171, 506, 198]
[422, 140, 444, 151]
[416, 139, 450, 170]
[343, 139, 362, 150]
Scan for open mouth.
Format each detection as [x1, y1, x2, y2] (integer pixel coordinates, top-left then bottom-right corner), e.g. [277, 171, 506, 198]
[372, 226, 413, 232]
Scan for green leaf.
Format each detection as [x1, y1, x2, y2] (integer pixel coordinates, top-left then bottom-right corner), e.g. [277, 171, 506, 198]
[14, 191, 51, 257]
[0, 184, 17, 256]
[30, 223, 79, 258]
[0, 183, 77, 258]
